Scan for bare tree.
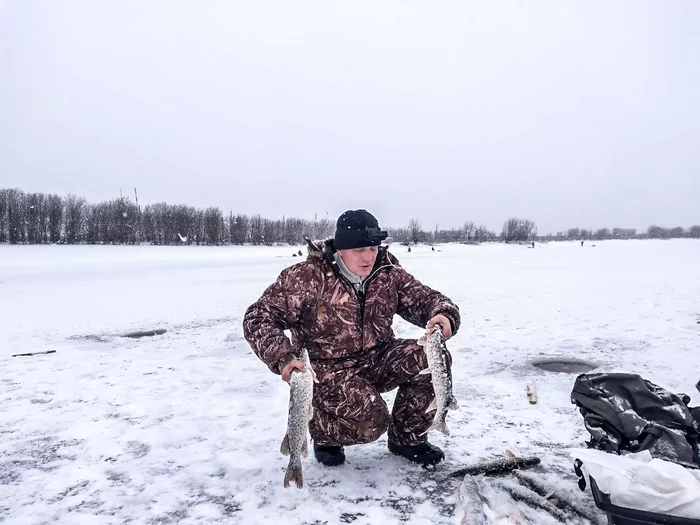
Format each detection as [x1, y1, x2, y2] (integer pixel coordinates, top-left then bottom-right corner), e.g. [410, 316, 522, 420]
[612, 227, 636, 239]
[25, 193, 43, 244]
[306, 217, 334, 240]
[203, 207, 223, 245]
[473, 225, 495, 242]
[47, 194, 64, 243]
[0, 188, 8, 243]
[389, 227, 410, 244]
[595, 228, 611, 240]
[262, 218, 276, 245]
[64, 194, 86, 243]
[231, 214, 249, 244]
[408, 218, 422, 244]
[689, 225, 700, 238]
[501, 218, 537, 242]
[250, 214, 264, 245]
[462, 221, 475, 241]
[648, 225, 669, 239]
[7, 189, 26, 244]
[283, 217, 304, 245]
[669, 226, 685, 238]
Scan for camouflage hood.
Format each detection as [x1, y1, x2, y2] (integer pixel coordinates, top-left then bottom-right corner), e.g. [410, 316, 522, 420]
[243, 239, 460, 374]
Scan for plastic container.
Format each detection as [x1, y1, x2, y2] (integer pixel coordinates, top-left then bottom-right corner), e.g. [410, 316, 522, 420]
[589, 477, 700, 525]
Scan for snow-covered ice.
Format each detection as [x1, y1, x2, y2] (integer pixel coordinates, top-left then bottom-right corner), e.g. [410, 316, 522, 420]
[1, 240, 699, 524]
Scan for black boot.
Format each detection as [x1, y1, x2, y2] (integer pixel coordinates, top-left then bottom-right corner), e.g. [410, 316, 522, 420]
[388, 441, 444, 467]
[313, 444, 345, 466]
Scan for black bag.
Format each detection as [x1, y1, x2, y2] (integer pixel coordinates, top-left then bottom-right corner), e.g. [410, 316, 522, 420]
[571, 373, 700, 467]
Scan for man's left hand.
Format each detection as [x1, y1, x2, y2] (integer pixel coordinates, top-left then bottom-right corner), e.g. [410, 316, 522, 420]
[427, 315, 453, 340]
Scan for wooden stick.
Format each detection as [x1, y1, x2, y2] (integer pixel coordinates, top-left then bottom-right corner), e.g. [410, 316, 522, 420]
[12, 350, 56, 358]
[527, 384, 537, 404]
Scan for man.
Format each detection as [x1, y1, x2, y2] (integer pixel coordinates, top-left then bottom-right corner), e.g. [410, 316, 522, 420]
[243, 209, 460, 467]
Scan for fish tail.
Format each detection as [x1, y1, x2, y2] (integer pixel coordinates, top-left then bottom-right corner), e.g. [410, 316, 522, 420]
[283, 465, 304, 489]
[430, 416, 450, 436]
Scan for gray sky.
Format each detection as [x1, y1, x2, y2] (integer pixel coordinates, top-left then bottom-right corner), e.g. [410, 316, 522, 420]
[1, 1, 698, 233]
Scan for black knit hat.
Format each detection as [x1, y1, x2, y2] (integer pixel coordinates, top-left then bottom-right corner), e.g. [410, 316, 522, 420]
[334, 209, 388, 250]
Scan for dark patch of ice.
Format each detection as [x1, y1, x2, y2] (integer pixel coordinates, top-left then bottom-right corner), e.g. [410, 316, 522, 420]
[532, 358, 597, 373]
[121, 329, 167, 339]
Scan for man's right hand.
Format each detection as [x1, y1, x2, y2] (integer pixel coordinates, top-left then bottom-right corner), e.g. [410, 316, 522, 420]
[281, 360, 306, 382]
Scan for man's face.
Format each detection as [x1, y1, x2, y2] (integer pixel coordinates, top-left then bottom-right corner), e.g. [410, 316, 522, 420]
[338, 246, 379, 277]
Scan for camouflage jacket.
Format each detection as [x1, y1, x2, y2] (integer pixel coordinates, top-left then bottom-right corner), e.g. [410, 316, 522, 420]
[243, 239, 461, 374]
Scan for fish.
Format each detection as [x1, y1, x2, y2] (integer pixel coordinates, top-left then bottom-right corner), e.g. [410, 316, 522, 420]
[418, 324, 458, 435]
[476, 476, 531, 525]
[449, 454, 541, 478]
[280, 349, 317, 488]
[490, 478, 569, 523]
[458, 474, 489, 525]
[512, 470, 605, 525]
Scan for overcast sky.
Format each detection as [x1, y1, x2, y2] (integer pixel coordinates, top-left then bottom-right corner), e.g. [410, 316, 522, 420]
[1, 1, 698, 233]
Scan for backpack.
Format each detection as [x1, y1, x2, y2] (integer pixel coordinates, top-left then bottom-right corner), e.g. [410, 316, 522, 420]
[570, 373, 700, 467]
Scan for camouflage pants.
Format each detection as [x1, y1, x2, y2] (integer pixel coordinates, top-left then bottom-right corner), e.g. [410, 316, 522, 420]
[309, 338, 452, 447]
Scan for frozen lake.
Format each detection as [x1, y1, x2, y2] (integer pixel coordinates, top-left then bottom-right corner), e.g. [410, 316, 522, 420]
[1, 239, 699, 524]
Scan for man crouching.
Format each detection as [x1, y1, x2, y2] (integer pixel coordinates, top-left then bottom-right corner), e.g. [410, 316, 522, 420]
[243, 209, 460, 467]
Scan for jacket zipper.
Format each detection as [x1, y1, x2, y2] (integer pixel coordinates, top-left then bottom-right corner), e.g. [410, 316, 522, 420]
[332, 254, 394, 350]
[355, 264, 392, 349]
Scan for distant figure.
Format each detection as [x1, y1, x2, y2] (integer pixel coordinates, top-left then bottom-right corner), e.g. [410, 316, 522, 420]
[431, 246, 435, 252]
[298, 249, 303, 256]
[293, 253, 297, 257]
[531, 241, 535, 248]
[581, 240, 584, 247]
[407, 246, 412, 252]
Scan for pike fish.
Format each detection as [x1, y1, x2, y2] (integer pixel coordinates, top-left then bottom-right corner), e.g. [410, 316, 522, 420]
[418, 324, 458, 435]
[280, 349, 316, 488]
[449, 455, 542, 478]
[458, 474, 489, 525]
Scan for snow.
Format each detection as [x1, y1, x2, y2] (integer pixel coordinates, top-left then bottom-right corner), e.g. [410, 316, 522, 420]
[1, 239, 699, 525]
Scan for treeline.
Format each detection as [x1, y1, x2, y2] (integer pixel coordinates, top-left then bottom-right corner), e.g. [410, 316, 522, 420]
[1, 188, 698, 246]
[392, 217, 700, 244]
[548, 225, 700, 241]
[0, 188, 334, 245]
[390, 219, 498, 244]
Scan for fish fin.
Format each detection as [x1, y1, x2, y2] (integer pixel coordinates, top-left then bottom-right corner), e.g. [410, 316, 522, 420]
[505, 449, 516, 459]
[309, 364, 319, 383]
[418, 368, 432, 375]
[430, 417, 450, 436]
[302, 438, 309, 458]
[283, 466, 304, 489]
[417, 336, 426, 347]
[308, 405, 314, 421]
[448, 395, 459, 410]
[280, 434, 290, 456]
[426, 399, 437, 413]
